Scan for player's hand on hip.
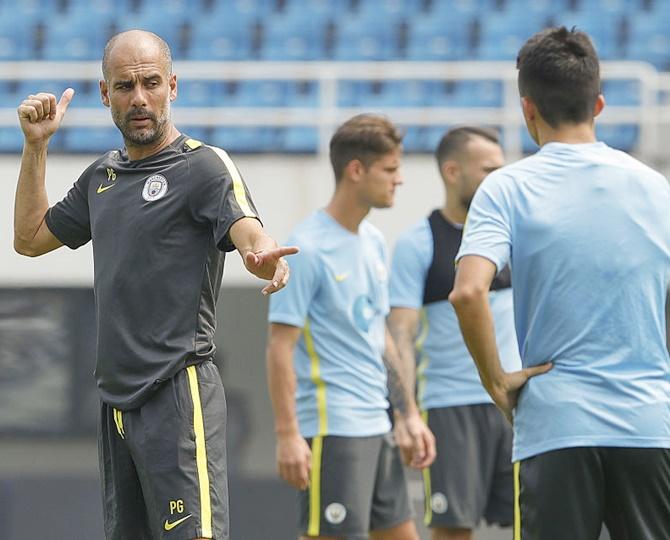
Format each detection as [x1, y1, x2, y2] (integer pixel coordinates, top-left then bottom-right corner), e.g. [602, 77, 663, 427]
[18, 88, 75, 145]
[494, 362, 553, 423]
[276, 432, 312, 490]
[395, 411, 436, 469]
[244, 245, 299, 295]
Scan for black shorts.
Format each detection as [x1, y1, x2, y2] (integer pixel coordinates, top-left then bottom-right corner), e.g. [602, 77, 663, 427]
[422, 404, 513, 529]
[515, 446, 670, 540]
[99, 361, 228, 540]
[299, 433, 413, 539]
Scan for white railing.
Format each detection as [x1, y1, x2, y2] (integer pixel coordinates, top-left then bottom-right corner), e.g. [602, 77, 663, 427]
[0, 60, 667, 160]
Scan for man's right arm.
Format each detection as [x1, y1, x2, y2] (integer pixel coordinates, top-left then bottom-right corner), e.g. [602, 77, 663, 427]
[266, 322, 312, 490]
[14, 89, 73, 257]
[387, 307, 420, 403]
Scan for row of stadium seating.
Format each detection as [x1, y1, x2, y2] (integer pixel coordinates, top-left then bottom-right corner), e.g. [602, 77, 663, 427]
[0, 124, 641, 155]
[2, 0, 670, 67]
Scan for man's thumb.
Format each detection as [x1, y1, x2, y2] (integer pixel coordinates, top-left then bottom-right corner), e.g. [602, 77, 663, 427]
[58, 88, 75, 114]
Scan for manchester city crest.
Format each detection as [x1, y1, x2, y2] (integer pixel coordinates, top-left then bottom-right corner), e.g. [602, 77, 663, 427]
[142, 174, 168, 202]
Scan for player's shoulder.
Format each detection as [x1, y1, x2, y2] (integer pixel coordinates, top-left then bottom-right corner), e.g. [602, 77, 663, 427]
[602, 146, 668, 183]
[395, 217, 431, 252]
[286, 211, 329, 252]
[180, 138, 240, 176]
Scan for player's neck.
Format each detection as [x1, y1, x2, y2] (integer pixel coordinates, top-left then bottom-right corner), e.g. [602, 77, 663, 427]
[125, 125, 181, 161]
[325, 191, 369, 233]
[537, 122, 597, 146]
[441, 201, 466, 226]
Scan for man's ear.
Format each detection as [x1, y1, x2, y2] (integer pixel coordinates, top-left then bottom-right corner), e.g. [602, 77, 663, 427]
[100, 79, 110, 108]
[441, 159, 460, 186]
[344, 159, 365, 183]
[169, 73, 177, 102]
[593, 94, 605, 118]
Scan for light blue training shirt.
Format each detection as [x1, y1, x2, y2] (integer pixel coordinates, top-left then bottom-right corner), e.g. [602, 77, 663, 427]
[457, 141, 670, 461]
[390, 214, 521, 410]
[268, 210, 391, 438]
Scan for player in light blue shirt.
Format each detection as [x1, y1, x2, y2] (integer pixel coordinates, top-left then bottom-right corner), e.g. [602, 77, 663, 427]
[267, 115, 435, 540]
[451, 28, 670, 540]
[389, 127, 521, 539]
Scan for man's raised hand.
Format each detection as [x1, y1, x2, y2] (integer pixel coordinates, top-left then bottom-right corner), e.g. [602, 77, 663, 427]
[18, 88, 75, 144]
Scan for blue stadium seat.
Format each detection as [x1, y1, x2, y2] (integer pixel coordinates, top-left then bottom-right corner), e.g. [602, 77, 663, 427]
[332, 11, 402, 60]
[596, 124, 639, 151]
[452, 80, 503, 107]
[259, 13, 329, 60]
[286, 81, 319, 107]
[42, 15, 111, 61]
[0, 18, 37, 60]
[187, 13, 258, 60]
[626, 12, 670, 69]
[176, 81, 230, 107]
[278, 127, 319, 152]
[179, 127, 212, 143]
[477, 11, 547, 59]
[63, 127, 122, 153]
[602, 80, 641, 106]
[210, 127, 279, 153]
[0, 127, 25, 153]
[231, 81, 288, 107]
[552, 11, 624, 59]
[401, 126, 430, 153]
[66, 0, 132, 17]
[406, 13, 472, 60]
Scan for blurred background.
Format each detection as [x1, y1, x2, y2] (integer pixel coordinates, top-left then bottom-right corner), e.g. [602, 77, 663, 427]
[1, 0, 669, 538]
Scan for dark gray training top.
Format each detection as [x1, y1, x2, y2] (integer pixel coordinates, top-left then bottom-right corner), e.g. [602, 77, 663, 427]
[45, 135, 260, 409]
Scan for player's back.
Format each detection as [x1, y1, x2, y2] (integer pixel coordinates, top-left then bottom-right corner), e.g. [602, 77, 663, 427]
[473, 141, 670, 460]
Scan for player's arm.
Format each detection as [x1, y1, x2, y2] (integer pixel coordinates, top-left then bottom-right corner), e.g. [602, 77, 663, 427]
[449, 255, 552, 422]
[266, 322, 312, 490]
[14, 89, 74, 256]
[383, 328, 435, 469]
[228, 217, 298, 295]
[387, 307, 420, 404]
[666, 287, 670, 355]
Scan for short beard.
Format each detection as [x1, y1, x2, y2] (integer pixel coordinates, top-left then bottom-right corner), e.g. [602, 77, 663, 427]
[113, 106, 170, 147]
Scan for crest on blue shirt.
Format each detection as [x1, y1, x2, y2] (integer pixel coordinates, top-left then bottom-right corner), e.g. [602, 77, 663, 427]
[353, 295, 375, 332]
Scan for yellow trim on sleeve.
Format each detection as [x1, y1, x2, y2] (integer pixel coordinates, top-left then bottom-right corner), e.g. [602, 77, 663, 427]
[304, 319, 328, 435]
[207, 145, 256, 218]
[185, 138, 202, 149]
[514, 461, 521, 540]
[421, 409, 432, 526]
[307, 435, 323, 536]
[186, 366, 212, 538]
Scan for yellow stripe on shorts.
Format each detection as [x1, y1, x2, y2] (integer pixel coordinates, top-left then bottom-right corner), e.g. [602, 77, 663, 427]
[514, 460, 521, 540]
[421, 410, 432, 525]
[307, 435, 324, 536]
[187, 365, 212, 538]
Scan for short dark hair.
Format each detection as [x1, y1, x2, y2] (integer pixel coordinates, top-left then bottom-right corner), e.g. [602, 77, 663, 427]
[330, 114, 403, 182]
[435, 126, 500, 167]
[517, 26, 600, 128]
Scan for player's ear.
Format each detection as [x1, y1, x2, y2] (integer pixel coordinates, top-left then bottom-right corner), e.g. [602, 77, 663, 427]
[100, 79, 110, 108]
[169, 74, 177, 102]
[441, 159, 460, 186]
[593, 94, 605, 118]
[521, 96, 535, 122]
[345, 159, 365, 183]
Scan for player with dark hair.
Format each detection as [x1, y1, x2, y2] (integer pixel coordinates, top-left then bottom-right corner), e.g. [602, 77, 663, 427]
[267, 114, 435, 540]
[388, 126, 519, 540]
[450, 27, 670, 539]
[14, 29, 296, 540]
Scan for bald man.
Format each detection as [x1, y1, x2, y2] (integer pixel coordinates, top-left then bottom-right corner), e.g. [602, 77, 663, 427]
[14, 30, 296, 540]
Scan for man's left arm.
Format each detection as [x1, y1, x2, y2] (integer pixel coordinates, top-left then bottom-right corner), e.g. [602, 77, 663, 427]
[229, 217, 298, 296]
[383, 328, 435, 469]
[665, 286, 670, 355]
[449, 255, 552, 422]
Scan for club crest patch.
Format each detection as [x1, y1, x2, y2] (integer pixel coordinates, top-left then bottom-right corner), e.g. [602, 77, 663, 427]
[142, 174, 168, 202]
[431, 492, 448, 514]
[324, 502, 347, 524]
